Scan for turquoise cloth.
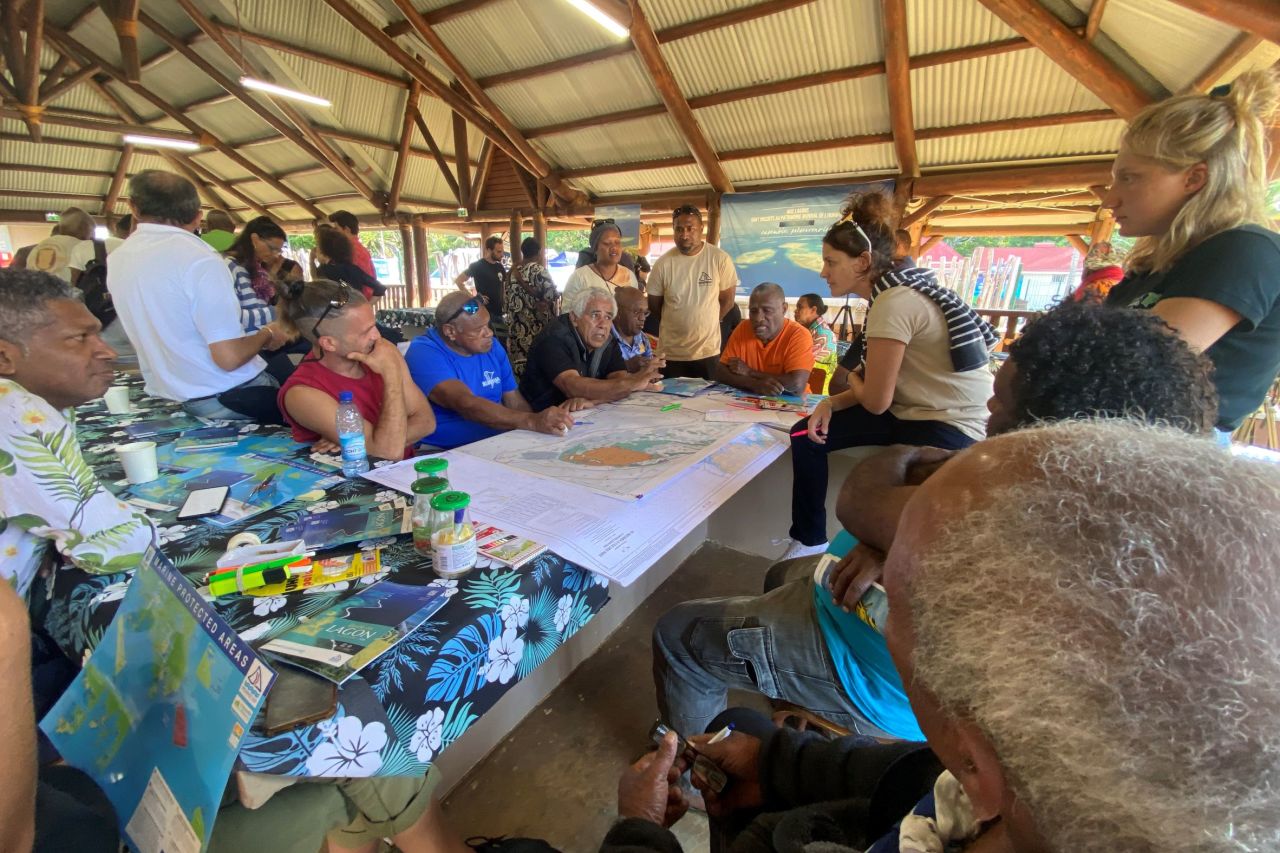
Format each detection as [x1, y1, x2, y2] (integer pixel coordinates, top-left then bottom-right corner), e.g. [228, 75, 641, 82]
[811, 530, 925, 741]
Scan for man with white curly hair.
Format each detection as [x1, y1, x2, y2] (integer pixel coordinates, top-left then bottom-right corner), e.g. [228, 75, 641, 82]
[607, 419, 1280, 852]
[519, 284, 662, 411]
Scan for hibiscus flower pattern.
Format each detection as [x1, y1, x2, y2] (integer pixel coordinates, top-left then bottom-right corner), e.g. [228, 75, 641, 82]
[485, 629, 524, 685]
[305, 717, 386, 777]
[410, 707, 445, 763]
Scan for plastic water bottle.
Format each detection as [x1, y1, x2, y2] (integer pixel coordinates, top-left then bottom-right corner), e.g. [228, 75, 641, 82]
[335, 390, 369, 477]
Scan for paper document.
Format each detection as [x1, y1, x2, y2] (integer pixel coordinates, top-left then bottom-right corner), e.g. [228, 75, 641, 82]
[705, 408, 800, 427]
[364, 426, 786, 585]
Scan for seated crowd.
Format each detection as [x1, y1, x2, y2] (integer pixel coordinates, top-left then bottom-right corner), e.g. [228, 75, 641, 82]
[3, 68, 1280, 852]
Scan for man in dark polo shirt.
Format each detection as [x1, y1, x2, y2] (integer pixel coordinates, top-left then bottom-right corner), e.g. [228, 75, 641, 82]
[454, 236, 508, 321]
[520, 284, 663, 411]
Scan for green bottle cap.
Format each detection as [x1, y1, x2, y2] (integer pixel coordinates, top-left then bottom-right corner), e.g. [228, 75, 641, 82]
[411, 476, 449, 495]
[429, 490, 471, 511]
[414, 457, 448, 475]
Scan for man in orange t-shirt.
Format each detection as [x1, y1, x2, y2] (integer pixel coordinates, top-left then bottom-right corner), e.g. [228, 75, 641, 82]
[715, 282, 814, 396]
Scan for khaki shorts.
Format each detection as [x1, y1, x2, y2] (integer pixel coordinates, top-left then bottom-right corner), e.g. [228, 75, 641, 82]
[209, 768, 440, 853]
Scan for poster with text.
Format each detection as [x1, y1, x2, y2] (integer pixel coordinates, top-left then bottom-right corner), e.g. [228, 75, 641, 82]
[593, 203, 642, 253]
[720, 180, 895, 298]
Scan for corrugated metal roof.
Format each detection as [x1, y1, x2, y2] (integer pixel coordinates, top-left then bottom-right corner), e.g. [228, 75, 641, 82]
[918, 119, 1124, 167]
[911, 49, 1108, 129]
[724, 144, 900, 185]
[662, 0, 882, 100]
[696, 77, 891, 152]
[532, 115, 689, 169]
[1094, 0, 1242, 93]
[641, 0, 760, 33]
[485, 54, 659, 129]
[577, 164, 709, 196]
[905, 0, 1020, 54]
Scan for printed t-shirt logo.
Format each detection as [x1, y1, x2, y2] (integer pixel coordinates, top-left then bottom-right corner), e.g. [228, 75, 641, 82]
[482, 369, 501, 388]
[697, 271, 714, 287]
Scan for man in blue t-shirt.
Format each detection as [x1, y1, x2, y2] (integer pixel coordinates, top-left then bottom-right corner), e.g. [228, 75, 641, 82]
[405, 291, 580, 449]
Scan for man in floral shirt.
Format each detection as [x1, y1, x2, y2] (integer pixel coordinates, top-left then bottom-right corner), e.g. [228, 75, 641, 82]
[0, 270, 152, 600]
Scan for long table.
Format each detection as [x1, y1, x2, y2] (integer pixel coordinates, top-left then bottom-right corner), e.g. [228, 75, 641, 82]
[66, 373, 609, 780]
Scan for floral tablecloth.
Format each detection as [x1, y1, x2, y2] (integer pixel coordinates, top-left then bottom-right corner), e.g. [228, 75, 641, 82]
[60, 373, 611, 778]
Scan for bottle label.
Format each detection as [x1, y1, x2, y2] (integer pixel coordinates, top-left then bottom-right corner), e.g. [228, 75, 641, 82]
[432, 526, 476, 577]
[339, 432, 367, 462]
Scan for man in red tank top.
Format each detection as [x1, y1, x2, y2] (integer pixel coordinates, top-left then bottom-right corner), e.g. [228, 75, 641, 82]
[277, 282, 434, 459]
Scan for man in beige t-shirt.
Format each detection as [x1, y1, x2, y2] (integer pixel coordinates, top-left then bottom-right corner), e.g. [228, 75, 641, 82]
[647, 205, 739, 380]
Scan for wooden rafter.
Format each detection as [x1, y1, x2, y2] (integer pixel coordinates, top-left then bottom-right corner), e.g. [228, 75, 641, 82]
[45, 25, 325, 218]
[1065, 233, 1092, 254]
[0, 105, 202, 142]
[207, 22, 405, 87]
[977, 0, 1152, 119]
[413, 109, 462, 205]
[452, 110, 472, 207]
[2, 0, 46, 140]
[933, 204, 1098, 219]
[39, 57, 100, 103]
[1084, 0, 1108, 40]
[102, 143, 133, 218]
[915, 161, 1114, 196]
[384, 0, 504, 36]
[155, 4, 377, 203]
[1168, 0, 1280, 46]
[100, 0, 141, 82]
[321, 0, 582, 204]
[627, 0, 733, 194]
[881, 0, 919, 177]
[468, 140, 494, 212]
[901, 196, 952, 228]
[388, 83, 421, 213]
[925, 222, 1095, 237]
[521, 35, 1055, 140]
[1185, 32, 1262, 93]
[21, 0, 44, 108]
[477, 0, 817, 89]
[388, 0, 585, 206]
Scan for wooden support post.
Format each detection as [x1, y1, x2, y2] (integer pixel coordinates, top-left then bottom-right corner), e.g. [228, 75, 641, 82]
[103, 144, 134, 220]
[533, 209, 547, 256]
[881, 0, 919, 176]
[892, 178, 913, 228]
[1065, 234, 1092, 256]
[388, 83, 421, 214]
[412, 109, 462, 205]
[707, 194, 722, 245]
[480, 224, 494, 246]
[469, 141, 494, 213]
[412, 219, 430, 307]
[509, 210, 523, 267]
[398, 220, 416, 304]
[453, 112, 472, 208]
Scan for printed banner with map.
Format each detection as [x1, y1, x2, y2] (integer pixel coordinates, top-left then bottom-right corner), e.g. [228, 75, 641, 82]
[720, 180, 894, 297]
[41, 547, 276, 853]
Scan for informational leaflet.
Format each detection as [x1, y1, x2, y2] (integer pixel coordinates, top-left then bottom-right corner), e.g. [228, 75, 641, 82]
[365, 426, 786, 585]
[42, 547, 276, 852]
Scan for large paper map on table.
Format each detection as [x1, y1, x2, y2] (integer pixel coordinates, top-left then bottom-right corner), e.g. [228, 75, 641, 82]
[41, 547, 276, 853]
[456, 404, 750, 499]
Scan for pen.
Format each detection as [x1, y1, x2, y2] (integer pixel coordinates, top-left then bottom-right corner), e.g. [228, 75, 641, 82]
[247, 472, 277, 499]
[790, 428, 809, 437]
[206, 553, 311, 582]
[706, 723, 735, 744]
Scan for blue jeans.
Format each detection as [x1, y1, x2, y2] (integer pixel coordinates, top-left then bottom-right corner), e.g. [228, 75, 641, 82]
[182, 371, 280, 422]
[652, 560, 892, 740]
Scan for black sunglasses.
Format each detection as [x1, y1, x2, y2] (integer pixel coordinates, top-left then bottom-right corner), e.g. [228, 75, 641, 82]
[312, 282, 351, 337]
[442, 294, 488, 325]
[591, 218, 616, 228]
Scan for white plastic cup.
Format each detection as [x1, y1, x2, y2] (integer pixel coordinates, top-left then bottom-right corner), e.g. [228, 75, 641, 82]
[116, 441, 159, 484]
[103, 386, 131, 414]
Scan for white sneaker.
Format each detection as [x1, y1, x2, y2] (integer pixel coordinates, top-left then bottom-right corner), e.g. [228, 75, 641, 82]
[780, 539, 828, 561]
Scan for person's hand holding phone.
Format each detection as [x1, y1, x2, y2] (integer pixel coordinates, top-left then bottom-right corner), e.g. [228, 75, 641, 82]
[617, 731, 688, 828]
[827, 543, 886, 611]
[685, 731, 765, 818]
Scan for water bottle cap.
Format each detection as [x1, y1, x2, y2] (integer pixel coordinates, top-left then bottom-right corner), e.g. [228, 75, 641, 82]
[429, 490, 471, 511]
[338, 390, 354, 403]
[411, 476, 448, 495]
[413, 457, 448, 475]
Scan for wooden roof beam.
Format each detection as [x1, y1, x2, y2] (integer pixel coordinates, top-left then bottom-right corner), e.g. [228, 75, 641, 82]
[161, 3, 378, 203]
[387, 0, 585, 205]
[932, 204, 1098, 219]
[388, 83, 421, 214]
[0, 130, 118, 152]
[627, 0, 733, 194]
[206, 22, 406, 87]
[384, 0, 504, 37]
[0, 162, 114, 179]
[102, 143, 133, 217]
[901, 196, 952, 228]
[468, 140, 494, 212]
[320, 0, 580, 204]
[412, 108, 462, 205]
[100, 0, 141, 82]
[0, 105, 204, 142]
[38, 57, 100, 104]
[882, 0, 919, 176]
[45, 26, 324, 218]
[477, 0, 818, 89]
[523, 36, 1066, 140]
[1084, 0, 1108, 40]
[3, 0, 45, 141]
[976, 0, 1152, 119]
[1184, 32, 1262, 93]
[915, 161, 1114, 196]
[1168, 0, 1280, 46]
[925, 222, 1096, 237]
[452, 109, 472, 208]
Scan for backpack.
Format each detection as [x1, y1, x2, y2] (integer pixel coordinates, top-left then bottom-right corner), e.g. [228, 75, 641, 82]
[78, 239, 116, 326]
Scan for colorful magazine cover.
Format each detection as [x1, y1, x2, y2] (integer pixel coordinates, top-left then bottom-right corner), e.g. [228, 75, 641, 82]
[261, 581, 448, 683]
[41, 547, 276, 853]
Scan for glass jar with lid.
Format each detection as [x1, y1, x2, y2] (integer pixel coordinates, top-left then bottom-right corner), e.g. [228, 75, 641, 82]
[411, 476, 449, 557]
[429, 490, 476, 579]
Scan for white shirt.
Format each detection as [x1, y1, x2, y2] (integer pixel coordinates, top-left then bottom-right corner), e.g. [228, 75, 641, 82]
[107, 223, 265, 401]
[68, 236, 124, 271]
[647, 243, 739, 360]
[562, 264, 638, 309]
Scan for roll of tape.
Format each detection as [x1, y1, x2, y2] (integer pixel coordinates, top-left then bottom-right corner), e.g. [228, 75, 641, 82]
[226, 532, 262, 552]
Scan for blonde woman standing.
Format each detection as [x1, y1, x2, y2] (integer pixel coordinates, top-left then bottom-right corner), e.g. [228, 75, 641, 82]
[1105, 69, 1280, 440]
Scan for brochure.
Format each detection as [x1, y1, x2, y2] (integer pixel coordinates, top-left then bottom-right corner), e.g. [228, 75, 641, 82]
[475, 525, 546, 568]
[278, 504, 410, 551]
[174, 426, 241, 454]
[261, 581, 448, 683]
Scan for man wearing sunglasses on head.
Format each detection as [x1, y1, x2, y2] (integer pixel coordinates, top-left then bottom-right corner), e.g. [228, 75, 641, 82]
[405, 291, 585, 448]
[520, 285, 663, 411]
[276, 280, 435, 460]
